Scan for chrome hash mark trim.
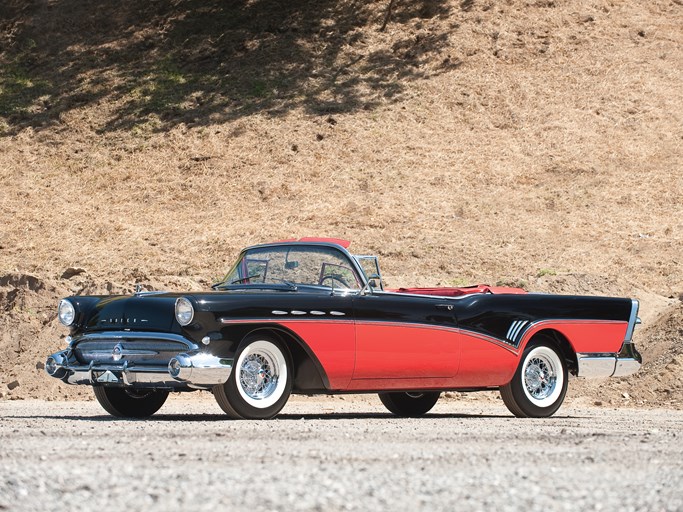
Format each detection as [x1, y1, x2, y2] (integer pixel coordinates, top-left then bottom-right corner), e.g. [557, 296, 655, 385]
[506, 320, 529, 342]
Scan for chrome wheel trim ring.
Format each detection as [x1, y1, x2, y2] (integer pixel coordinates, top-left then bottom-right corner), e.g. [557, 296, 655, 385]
[235, 340, 288, 409]
[521, 346, 564, 407]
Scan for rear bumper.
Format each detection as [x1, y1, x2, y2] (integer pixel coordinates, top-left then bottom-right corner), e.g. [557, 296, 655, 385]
[577, 298, 642, 378]
[45, 348, 232, 390]
[576, 342, 642, 378]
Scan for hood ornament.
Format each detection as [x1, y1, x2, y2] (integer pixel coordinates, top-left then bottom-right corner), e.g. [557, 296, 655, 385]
[134, 283, 143, 295]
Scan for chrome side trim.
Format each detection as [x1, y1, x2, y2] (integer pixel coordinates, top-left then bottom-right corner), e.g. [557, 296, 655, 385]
[624, 299, 640, 342]
[506, 320, 529, 343]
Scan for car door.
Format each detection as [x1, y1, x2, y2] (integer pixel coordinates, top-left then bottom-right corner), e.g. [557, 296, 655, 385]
[351, 292, 461, 380]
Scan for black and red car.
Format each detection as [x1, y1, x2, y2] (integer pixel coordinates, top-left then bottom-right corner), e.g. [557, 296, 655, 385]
[46, 238, 641, 419]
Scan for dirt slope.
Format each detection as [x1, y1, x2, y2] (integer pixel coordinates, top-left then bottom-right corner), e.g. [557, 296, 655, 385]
[0, 0, 681, 403]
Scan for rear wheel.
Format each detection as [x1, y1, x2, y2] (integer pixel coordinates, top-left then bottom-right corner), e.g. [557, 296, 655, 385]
[379, 391, 440, 417]
[93, 386, 169, 418]
[500, 339, 568, 418]
[213, 334, 292, 419]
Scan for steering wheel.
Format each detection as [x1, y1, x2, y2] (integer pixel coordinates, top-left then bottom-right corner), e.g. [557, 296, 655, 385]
[320, 274, 350, 289]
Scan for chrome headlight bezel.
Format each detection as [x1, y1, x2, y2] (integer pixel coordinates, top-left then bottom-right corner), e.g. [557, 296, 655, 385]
[58, 299, 76, 326]
[175, 297, 195, 326]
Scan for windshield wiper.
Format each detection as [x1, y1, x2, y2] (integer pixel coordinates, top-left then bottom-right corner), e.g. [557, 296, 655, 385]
[211, 273, 261, 289]
[272, 278, 298, 291]
[213, 275, 298, 291]
[230, 273, 262, 284]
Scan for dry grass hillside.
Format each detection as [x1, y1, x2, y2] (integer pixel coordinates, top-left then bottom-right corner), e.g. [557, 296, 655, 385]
[1, 0, 681, 405]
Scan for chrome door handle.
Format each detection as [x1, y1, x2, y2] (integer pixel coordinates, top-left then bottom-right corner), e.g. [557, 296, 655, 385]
[436, 304, 453, 311]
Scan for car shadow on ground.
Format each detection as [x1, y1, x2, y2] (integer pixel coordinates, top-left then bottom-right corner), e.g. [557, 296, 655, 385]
[8, 411, 587, 421]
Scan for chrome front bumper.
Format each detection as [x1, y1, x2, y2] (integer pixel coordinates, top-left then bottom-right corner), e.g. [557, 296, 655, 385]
[46, 336, 232, 390]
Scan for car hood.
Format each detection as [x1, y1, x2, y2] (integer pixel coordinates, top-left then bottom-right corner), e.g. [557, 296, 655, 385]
[71, 293, 184, 333]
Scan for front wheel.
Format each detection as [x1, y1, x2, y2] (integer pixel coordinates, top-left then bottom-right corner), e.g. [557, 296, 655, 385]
[93, 386, 169, 418]
[379, 391, 440, 417]
[500, 340, 568, 418]
[213, 334, 292, 419]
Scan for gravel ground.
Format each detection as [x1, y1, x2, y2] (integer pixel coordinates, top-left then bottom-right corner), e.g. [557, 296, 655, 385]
[1, 395, 682, 512]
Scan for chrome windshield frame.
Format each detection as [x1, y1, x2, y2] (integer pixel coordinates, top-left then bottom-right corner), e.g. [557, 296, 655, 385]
[214, 241, 370, 292]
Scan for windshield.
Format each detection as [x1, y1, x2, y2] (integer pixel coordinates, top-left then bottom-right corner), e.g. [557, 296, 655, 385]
[217, 245, 362, 291]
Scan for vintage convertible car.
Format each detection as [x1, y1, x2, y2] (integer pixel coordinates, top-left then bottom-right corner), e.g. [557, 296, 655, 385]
[45, 238, 642, 419]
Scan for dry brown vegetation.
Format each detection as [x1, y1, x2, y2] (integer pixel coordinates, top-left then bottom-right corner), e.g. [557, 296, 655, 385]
[1, 0, 681, 406]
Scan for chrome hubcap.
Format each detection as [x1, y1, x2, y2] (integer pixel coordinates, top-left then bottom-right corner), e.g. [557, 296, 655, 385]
[524, 356, 556, 400]
[240, 352, 278, 400]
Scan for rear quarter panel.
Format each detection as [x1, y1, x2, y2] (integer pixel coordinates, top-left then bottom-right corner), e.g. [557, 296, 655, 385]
[454, 294, 633, 387]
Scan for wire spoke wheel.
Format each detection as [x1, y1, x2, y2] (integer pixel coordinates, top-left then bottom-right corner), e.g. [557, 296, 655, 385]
[238, 350, 280, 402]
[523, 355, 557, 401]
[500, 338, 568, 418]
[214, 334, 292, 420]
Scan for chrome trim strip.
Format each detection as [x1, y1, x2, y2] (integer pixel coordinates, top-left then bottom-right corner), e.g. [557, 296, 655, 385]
[81, 349, 159, 357]
[624, 299, 640, 342]
[505, 321, 518, 341]
[237, 241, 369, 290]
[513, 321, 528, 342]
[516, 319, 627, 349]
[507, 320, 528, 342]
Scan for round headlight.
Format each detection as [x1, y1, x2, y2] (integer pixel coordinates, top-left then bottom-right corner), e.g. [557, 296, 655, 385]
[175, 297, 194, 326]
[58, 299, 76, 326]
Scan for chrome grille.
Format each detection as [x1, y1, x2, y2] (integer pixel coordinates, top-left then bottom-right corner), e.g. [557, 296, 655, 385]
[74, 339, 189, 366]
